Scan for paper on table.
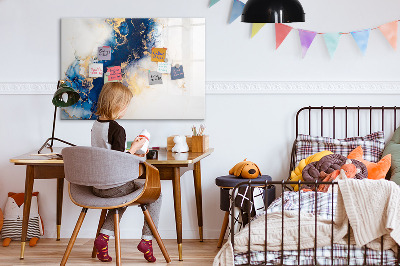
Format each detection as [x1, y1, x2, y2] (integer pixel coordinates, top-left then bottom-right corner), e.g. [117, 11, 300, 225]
[89, 63, 103, 78]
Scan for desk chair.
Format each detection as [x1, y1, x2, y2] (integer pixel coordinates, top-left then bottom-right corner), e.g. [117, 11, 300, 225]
[60, 146, 171, 265]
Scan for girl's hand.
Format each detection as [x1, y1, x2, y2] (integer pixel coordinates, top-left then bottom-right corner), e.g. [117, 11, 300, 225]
[134, 149, 149, 157]
[129, 137, 147, 155]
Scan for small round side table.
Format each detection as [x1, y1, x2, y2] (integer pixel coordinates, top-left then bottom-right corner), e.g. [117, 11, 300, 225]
[215, 175, 275, 248]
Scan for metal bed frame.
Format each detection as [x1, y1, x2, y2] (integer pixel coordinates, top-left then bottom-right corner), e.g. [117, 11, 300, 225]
[230, 106, 400, 266]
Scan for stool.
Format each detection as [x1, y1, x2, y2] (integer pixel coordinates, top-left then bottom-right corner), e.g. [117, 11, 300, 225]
[215, 175, 275, 248]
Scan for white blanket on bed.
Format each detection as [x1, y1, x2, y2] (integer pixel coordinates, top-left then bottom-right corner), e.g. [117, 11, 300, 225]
[213, 179, 400, 266]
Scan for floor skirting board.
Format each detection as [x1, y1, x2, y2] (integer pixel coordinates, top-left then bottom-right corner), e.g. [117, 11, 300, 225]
[1, 81, 400, 94]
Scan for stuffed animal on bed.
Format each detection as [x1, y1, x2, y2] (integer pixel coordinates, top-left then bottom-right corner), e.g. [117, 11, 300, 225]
[229, 159, 261, 179]
[1, 192, 44, 247]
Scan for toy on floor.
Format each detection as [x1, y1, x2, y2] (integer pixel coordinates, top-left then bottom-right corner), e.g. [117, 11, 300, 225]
[229, 159, 261, 179]
[1, 192, 44, 247]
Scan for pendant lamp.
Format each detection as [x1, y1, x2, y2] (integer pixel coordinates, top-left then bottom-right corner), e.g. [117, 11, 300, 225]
[38, 80, 80, 154]
[241, 0, 305, 23]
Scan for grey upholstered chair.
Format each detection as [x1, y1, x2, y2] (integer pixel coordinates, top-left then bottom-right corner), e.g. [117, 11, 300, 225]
[60, 146, 171, 265]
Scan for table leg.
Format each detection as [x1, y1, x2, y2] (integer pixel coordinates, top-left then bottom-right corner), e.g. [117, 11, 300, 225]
[193, 161, 203, 242]
[56, 178, 64, 241]
[20, 165, 35, 259]
[172, 167, 183, 261]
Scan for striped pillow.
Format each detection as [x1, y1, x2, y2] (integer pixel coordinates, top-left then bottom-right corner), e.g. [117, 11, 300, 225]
[294, 131, 385, 166]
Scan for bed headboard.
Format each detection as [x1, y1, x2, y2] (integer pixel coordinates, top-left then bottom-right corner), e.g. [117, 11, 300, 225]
[290, 106, 400, 179]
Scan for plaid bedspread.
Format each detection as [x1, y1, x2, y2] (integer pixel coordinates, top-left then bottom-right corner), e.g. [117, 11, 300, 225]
[234, 191, 397, 265]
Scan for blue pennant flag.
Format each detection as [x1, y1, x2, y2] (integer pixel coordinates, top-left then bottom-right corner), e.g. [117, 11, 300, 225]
[229, 0, 245, 23]
[209, 0, 221, 7]
[351, 29, 371, 55]
[323, 33, 341, 58]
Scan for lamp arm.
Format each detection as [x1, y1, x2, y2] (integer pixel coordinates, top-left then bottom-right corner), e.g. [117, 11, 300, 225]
[50, 105, 57, 148]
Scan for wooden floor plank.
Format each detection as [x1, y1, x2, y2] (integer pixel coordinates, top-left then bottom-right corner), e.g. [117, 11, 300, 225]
[0, 239, 221, 265]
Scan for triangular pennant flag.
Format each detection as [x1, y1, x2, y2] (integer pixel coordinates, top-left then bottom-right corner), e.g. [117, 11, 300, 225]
[378, 21, 398, 50]
[351, 29, 370, 55]
[229, 0, 245, 24]
[323, 33, 341, 58]
[251, 23, 266, 38]
[275, 23, 293, 49]
[298, 29, 317, 58]
[209, 0, 220, 7]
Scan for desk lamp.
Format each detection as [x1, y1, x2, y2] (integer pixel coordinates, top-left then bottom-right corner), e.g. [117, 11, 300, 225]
[38, 80, 80, 154]
[241, 0, 305, 23]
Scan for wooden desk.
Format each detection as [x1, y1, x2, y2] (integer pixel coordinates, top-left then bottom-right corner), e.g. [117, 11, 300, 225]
[10, 147, 213, 261]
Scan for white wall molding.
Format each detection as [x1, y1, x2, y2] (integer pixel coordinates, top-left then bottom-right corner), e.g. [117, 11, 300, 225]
[1, 81, 400, 95]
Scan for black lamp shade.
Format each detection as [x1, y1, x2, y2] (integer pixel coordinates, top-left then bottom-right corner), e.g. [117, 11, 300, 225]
[242, 0, 305, 23]
[52, 83, 80, 107]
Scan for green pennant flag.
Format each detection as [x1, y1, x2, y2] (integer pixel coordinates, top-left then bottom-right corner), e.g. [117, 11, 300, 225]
[251, 23, 266, 38]
[209, 0, 221, 7]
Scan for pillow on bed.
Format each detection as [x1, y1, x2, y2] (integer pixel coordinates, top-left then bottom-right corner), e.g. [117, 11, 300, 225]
[382, 126, 400, 184]
[348, 146, 391, 180]
[295, 131, 385, 166]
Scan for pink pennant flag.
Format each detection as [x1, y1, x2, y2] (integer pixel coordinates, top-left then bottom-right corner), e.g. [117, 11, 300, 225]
[275, 23, 293, 49]
[298, 29, 317, 58]
[378, 21, 398, 50]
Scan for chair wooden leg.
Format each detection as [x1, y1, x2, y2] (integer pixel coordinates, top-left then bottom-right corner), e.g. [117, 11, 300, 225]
[141, 205, 171, 263]
[217, 211, 230, 248]
[114, 210, 121, 266]
[60, 208, 88, 266]
[91, 209, 108, 258]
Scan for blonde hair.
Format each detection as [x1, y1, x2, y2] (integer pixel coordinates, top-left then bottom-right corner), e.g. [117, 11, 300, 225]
[96, 83, 133, 120]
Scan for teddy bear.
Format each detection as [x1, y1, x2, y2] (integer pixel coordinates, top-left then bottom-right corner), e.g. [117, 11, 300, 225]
[172, 135, 189, 153]
[229, 159, 261, 179]
[1, 192, 44, 247]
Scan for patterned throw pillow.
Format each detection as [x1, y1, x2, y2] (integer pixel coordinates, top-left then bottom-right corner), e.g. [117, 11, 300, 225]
[294, 131, 385, 166]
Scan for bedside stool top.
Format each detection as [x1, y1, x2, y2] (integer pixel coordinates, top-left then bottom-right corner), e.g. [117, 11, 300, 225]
[215, 175, 272, 188]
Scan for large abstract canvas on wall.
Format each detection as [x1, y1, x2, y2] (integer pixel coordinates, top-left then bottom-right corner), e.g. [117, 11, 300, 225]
[61, 18, 205, 119]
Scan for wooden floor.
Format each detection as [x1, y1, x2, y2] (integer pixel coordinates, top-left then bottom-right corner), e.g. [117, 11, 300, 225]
[0, 239, 221, 265]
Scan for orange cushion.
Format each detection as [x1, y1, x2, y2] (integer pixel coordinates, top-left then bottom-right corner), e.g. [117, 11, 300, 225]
[347, 146, 391, 180]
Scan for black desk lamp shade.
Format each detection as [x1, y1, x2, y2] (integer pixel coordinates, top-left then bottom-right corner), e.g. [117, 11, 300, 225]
[38, 81, 80, 153]
[241, 0, 305, 23]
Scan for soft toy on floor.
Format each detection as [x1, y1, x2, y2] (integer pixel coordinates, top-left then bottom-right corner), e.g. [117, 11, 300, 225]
[229, 159, 261, 179]
[1, 192, 44, 247]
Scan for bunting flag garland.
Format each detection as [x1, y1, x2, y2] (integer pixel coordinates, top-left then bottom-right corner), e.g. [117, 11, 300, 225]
[207, 3, 400, 58]
[378, 21, 398, 50]
[298, 30, 317, 58]
[351, 29, 370, 55]
[209, 0, 220, 8]
[229, 0, 245, 24]
[323, 33, 341, 58]
[251, 23, 266, 38]
[275, 23, 293, 49]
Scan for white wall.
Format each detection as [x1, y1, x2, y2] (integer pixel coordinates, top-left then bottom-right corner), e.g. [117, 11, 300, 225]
[1, 0, 400, 240]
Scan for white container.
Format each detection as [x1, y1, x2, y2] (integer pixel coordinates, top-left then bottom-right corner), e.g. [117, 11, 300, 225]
[136, 129, 150, 154]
